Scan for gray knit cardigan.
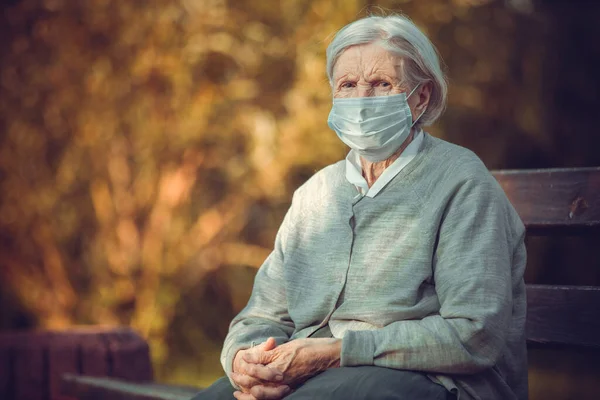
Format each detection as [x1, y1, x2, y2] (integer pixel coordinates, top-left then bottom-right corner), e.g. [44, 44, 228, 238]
[220, 133, 527, 400]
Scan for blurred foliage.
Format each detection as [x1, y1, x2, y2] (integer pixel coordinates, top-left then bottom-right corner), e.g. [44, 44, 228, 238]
[0, 0, 599, 397]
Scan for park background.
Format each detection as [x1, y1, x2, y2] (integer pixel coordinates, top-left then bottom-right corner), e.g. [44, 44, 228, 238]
[0, 0, 599, 398]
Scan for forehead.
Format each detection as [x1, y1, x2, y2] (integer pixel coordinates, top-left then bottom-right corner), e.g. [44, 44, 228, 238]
[332, 43, 403, 78]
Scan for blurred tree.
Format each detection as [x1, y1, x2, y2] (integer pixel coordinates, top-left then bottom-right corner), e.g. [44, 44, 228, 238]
[0, 0, 599, 396]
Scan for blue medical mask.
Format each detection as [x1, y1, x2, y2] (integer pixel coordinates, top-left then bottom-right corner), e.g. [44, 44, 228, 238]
[327, 86, 424, 162]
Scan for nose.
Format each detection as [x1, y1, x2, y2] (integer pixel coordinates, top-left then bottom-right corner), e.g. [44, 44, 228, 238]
[355, 86, 374, 98]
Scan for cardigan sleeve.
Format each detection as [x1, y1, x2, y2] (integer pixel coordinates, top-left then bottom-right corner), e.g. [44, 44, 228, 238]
[340, 176, 525, 374]
[219, 202, 296, 386]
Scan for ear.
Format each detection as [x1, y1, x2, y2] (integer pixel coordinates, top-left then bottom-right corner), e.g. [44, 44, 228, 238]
[409, 81, 432, 124]
[416, 81, 432, 112]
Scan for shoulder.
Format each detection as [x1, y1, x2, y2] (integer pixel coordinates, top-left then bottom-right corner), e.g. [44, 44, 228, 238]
[293, 160, 346, 200]
[426, 135, 492, 184]
[413, 134, 502, 202]
[282, 160, 347, 226]
[413, 134, 508, 211]
[425, 137, 526, 246]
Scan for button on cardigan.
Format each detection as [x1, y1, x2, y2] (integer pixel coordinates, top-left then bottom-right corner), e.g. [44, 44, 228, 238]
[220, 132, 527, 400]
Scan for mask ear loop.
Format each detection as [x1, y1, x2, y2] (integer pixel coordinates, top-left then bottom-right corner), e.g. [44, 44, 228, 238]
[411, 107, 427, 128]
[406, 84, 426, 128]
[406, 84, 420, 99]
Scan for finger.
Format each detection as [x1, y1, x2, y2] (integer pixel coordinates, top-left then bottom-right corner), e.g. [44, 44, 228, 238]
[260, 337, 277, 351]
[231, 372, 262, 390]
[234, 390, 257, 400]
[250, 384, 291, 400]
[243, 362, 284, 382]
[252, 337, 276, 357]
[243, 350, 267, 364]
[244, 347, 279, 366]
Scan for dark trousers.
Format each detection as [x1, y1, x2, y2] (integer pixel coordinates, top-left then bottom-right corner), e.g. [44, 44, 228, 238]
[191, 366, 453, 399]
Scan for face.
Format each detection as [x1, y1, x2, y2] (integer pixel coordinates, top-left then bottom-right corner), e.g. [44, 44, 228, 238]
[331, 42, 431, 122]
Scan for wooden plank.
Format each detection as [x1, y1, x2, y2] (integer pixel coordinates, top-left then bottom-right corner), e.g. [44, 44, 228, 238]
[13, 338, 48, 400]
[103, 328, 153, 382]
[492, 167, 600, 234]
[526, 284, 600, 348]
[79, 331, 110, 377]
[61, 374, 199, 400]
[0, 338, 15, 400]
[49, 333, 80, 398]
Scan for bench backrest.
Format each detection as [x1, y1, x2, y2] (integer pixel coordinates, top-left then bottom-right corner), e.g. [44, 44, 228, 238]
[492, 167, 600, 348]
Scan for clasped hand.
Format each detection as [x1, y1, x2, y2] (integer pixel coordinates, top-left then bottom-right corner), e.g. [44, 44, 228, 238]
[231, 337, 341, 400]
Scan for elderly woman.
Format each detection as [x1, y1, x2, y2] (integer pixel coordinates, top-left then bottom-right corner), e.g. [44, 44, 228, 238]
[193, 14, 527, 400]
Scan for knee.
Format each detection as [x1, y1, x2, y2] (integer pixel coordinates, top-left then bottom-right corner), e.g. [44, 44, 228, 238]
[317, 366, 447, 400]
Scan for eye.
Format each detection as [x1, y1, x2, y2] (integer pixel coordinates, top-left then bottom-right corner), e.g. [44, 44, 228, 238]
[339, 81, 355, 89]
[376, 81, 391, 88]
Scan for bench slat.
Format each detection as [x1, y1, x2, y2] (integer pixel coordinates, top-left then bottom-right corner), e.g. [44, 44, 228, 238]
[61, 374, 200, 400]
[526, 284, 600, 348]
[492, 167, 600, 234]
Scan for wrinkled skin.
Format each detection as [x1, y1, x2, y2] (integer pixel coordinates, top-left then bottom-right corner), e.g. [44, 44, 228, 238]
[232, 338, 290, 399]
[232, 337, 341, 400]
[332, 42, 431, 187]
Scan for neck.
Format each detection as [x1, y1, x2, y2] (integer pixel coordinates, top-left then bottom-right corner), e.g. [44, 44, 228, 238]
[360, 128, 417, 188]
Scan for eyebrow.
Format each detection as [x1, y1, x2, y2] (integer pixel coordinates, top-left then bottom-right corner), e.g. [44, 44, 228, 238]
[365, 74, 396, 82]
[334, 73, 358, 84]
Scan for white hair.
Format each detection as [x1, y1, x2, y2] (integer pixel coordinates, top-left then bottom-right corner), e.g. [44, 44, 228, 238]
[326, 15, 448, 127]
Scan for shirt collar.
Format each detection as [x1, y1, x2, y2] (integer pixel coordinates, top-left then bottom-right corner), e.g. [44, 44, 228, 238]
[345, 130, 424, 198]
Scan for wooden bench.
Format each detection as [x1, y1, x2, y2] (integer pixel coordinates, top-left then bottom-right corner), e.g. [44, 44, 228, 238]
[0, 327, 154, 400]
[494, 167, 600, 350]
[1, 167, 599, 400]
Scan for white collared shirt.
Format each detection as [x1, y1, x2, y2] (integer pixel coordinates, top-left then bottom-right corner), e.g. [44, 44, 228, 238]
[345, 130, 423, 197]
